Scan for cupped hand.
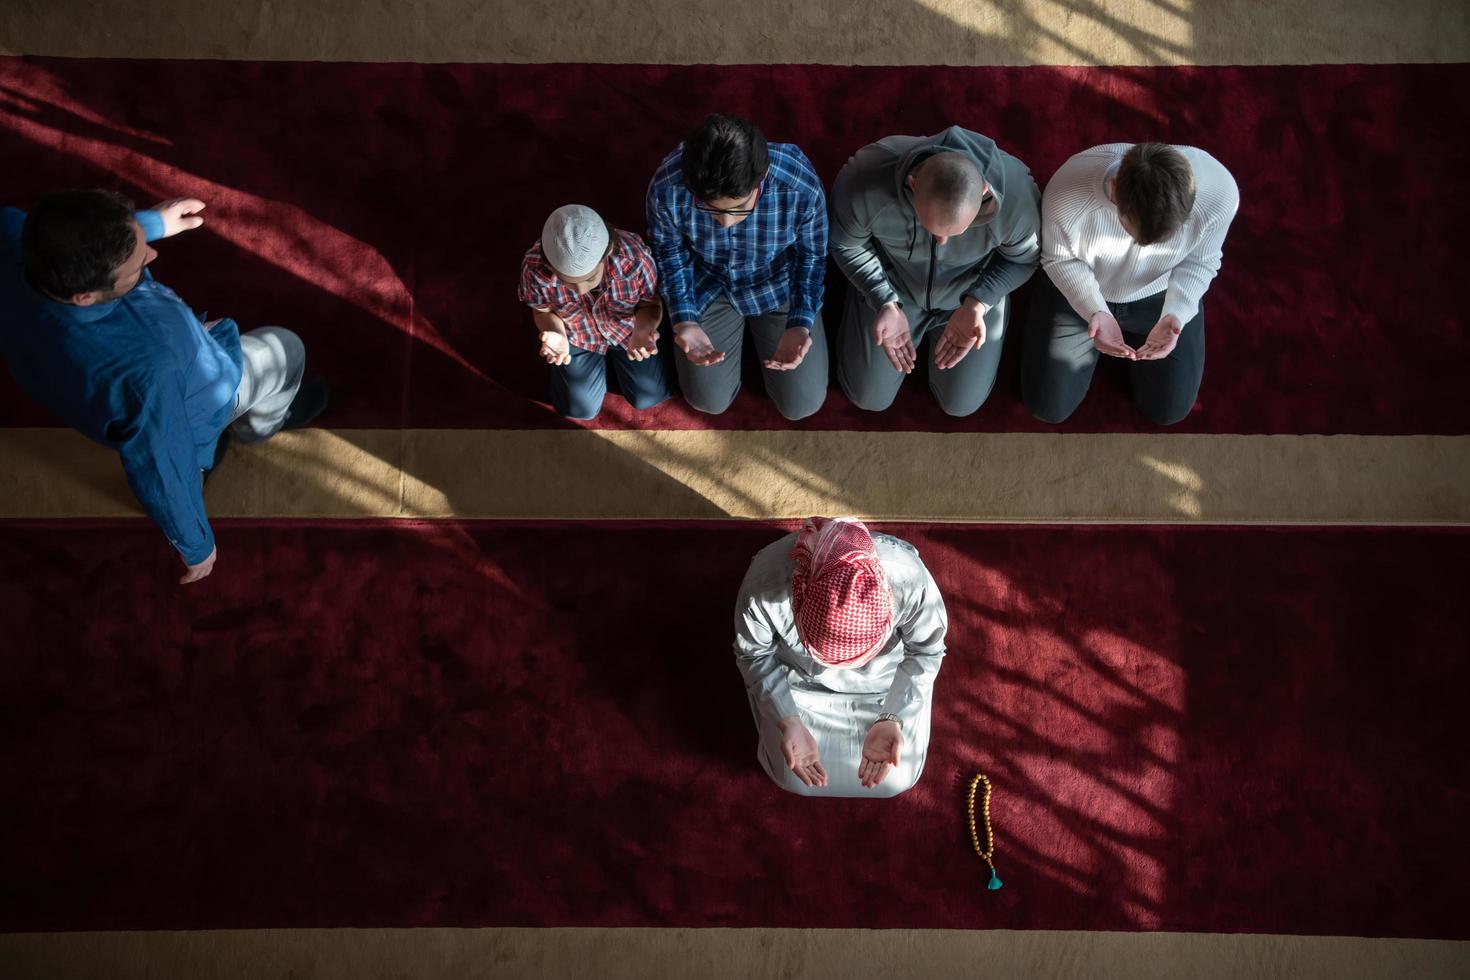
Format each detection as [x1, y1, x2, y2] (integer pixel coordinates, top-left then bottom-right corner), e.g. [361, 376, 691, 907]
[779, 716, 828, 788]
[934, 301, 987, 370]
[180, 545, 217, 585]
[1135, 314, 1182, 361]
[673, 322, 726, 367]
[539, 330, 572, 366]
[872, 302, 915, 374]
[1088, 310, 1134, 359]
[859, 719, 902, 789]
[152, 198, 207, 238]
[763, 326, 812, 371]
[624, 322, 659, 361]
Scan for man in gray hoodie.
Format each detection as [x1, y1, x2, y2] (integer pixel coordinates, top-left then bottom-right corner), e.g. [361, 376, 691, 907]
[829, 126, 1041, 416]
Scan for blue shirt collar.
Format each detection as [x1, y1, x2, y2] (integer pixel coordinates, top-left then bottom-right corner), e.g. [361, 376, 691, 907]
[47, 295, 120, 323]
[34, 266, 157, 324]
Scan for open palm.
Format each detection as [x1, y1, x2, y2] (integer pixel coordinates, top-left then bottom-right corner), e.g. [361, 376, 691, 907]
[859, 720, 902, 789]
[780, 719, 828, 788]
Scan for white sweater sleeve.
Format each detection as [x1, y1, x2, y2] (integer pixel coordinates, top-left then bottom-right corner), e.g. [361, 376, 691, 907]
[1040, 158, 1111, 321]
[1162, 159, 1240, 325]
[1042, 231, 1110, 321]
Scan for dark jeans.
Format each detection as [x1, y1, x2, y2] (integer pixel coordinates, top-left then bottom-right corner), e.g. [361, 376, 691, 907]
[1021, 273, 1205, 426]
[550, 344, 672, 420]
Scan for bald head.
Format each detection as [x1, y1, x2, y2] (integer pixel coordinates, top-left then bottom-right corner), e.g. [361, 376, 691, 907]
[909, 152, 986, 243]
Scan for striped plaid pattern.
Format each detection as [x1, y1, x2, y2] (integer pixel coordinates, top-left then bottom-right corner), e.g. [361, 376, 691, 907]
[645, 142, 827, 329]
[516, 229, 658, 354]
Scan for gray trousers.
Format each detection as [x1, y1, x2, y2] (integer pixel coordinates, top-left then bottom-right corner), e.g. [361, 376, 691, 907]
[673, 294, 829, 421]
[837, 288, 1010, 417]
[228, 326, 306, 441]
[1020, 273, 1205, 426]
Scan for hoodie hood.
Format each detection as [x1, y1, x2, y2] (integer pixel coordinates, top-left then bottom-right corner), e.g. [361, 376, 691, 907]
[827, 126, 1042, 315]
[895, 125, 1008, 223]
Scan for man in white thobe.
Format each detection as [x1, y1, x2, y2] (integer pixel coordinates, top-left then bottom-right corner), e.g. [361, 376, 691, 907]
[733, 518, 948, 797]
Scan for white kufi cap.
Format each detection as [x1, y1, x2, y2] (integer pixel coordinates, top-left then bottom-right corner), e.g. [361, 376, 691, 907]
[541, 204, 610, 278]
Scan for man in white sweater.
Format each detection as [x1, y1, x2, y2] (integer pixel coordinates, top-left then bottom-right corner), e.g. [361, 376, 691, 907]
[1022, 143, 1239, 425]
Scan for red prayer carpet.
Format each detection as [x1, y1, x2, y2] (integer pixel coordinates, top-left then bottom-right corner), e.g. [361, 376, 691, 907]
[0, 59, 1467, 434]
[1, 520, 1466, 937]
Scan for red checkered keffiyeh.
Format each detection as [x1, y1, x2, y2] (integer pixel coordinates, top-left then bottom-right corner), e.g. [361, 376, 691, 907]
[789, 518, 894, 669]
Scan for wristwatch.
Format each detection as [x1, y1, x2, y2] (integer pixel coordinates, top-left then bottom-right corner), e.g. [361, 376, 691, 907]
[876, 712, 902, 730]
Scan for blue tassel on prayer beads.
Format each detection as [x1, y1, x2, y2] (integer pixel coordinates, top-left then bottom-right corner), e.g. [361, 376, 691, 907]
[988, 868, 1003, 890]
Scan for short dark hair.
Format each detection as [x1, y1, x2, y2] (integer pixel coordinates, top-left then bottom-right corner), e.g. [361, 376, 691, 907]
[917, 152, 985, 217]
[1115, 144, 1195, 245]
[21, 189, 138, 298]
[681, 113, 769, 203]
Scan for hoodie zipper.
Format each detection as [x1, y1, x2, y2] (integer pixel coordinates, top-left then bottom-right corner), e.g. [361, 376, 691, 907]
[926, 234, 936, 313]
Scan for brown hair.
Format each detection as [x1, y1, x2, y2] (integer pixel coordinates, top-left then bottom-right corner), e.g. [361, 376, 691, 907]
[1115, 143, 1195, 245]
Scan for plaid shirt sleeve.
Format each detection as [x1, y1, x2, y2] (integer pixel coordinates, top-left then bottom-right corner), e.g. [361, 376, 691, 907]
[646, 159, 700, 325]
[621, 232, 660, 308]
[517, 250, 553, 311]
[785, 161, 828, 330]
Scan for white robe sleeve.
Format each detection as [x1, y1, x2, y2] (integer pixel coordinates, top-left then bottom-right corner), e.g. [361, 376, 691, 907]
[878, 553, 948, 730]
[733, 564, 802, 727]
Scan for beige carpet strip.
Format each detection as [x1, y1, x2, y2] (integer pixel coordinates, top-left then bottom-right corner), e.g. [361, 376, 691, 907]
[1, 0, 1464, 66]
[2, 428, 1466, 525]
[1, 927, 1467, 980]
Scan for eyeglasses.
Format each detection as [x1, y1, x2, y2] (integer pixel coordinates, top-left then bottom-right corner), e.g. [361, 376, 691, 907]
[694, 187, 761, 216]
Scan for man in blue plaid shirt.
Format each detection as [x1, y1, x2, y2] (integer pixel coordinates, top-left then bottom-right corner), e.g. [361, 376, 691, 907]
[646, 114, 829, 420]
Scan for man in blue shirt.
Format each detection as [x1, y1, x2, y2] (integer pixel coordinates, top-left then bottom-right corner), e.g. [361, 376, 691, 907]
[1, 190, 327, 584]
[646, 114, 829, 420]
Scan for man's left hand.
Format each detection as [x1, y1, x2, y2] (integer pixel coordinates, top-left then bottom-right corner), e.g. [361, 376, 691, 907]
[763, 326, 812, 371]
[179, 545, 218, 585]
[624, 322, 659, 361]
[152, 198, 207, 238]
[934, 300, 987, 370]
[1135, 314, 1183, 361]
[859, 719, 903, 789]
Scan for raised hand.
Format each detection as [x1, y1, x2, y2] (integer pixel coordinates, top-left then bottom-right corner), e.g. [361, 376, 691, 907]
[763, 326, 812, 371]
[624, 322, 659, 362]
[673, 322, 726, 367]
[538, 330, 572, 366]
[1088, 310, 1134, 359]
[872, 302, 916, 374]
[1135, 313, 1183, 361]
[151, 198, 207, 238]
[934, 300, 987, 370]
[858, 718, 902, 789]
[180, 545, 217, 585]
[778, 716, 828, 788]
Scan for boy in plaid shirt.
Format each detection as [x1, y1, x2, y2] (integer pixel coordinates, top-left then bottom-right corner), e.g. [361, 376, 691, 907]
[517, 204, 671, 419]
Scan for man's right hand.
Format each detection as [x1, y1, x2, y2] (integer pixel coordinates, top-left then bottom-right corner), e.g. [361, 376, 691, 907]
[180, 545, 217, 585]
[872, 302, 916, 373]
[673, 321, 726, 366]
[151, 197, 207, 238]
[778, 715, 828, 788]
[1088, 310, 1134, 359]
[539, 330, 572, 366]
